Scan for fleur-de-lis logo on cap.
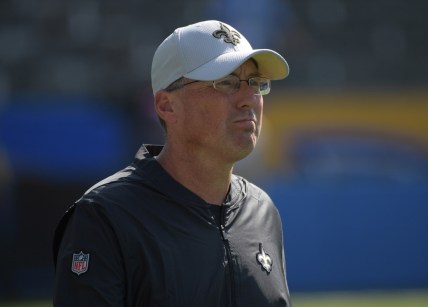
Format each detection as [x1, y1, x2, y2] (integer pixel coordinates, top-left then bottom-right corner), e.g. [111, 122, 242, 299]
[256, 243, 272, 273]
[212, 22, 241, 46]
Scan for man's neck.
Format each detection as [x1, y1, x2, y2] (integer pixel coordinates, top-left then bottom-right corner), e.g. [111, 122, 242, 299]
[155, 143, 233, 205]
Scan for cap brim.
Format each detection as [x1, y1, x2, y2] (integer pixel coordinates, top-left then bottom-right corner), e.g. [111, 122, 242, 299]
[184, 49, 289, 81]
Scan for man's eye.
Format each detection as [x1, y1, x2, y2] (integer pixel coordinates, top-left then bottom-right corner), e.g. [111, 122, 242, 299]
[217, 79, 234, 87]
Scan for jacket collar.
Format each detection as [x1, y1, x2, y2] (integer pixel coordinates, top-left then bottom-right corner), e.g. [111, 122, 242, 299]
[132, 144, 247, 208]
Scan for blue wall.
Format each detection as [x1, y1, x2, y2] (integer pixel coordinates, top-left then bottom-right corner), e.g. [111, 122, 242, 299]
[266, 178, 428, 291]
[0, 97, 132, 182]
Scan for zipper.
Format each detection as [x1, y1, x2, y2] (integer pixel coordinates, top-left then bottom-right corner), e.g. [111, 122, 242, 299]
[219, 204, 237, 307]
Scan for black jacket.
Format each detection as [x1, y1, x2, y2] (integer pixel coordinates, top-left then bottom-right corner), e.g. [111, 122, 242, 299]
[53, 145, 291, 306]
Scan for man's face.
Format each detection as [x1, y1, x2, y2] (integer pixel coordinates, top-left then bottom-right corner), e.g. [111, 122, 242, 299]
[169, 59, 263, 164]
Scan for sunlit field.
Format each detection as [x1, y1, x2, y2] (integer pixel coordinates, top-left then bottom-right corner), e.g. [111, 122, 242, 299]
[1, 290, 428, 307]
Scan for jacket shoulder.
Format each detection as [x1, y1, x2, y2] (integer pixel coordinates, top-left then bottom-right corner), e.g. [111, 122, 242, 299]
[53, 165, 141, 268]
[235, 175, 274, 203]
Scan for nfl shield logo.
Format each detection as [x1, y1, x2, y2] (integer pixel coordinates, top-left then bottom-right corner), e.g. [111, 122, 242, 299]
[71, 251, 90, 275]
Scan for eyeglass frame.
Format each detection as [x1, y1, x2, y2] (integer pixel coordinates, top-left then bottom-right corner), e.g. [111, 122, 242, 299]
[164, 75, 271, 96]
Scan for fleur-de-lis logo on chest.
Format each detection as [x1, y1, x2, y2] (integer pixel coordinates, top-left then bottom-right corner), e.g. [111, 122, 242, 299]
[256, 243, 273, 273]
[212, 22, 241, 46]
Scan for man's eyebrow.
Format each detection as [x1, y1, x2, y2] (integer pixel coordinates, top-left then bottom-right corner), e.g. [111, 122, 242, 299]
[230, 71, 262, 78]
[249, 72, 262, 77]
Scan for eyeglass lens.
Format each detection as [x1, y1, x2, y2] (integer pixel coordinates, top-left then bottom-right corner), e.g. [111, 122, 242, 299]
[213, 75, 270, 95]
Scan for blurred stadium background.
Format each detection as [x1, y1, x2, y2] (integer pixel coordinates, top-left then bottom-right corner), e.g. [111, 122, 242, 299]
[0, 0, 427, 305]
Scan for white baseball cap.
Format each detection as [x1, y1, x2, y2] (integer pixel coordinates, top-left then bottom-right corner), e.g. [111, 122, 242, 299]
[151, 20, 289, 95]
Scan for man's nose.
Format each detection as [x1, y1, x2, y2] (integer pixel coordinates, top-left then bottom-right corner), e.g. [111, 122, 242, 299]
[235, 81, 260, 108]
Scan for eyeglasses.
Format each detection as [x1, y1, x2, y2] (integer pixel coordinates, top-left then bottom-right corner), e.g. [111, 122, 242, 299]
[167, 75, 271, 96]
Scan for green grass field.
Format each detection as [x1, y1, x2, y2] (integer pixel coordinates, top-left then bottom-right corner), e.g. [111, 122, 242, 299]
[1, 290, 428, 307]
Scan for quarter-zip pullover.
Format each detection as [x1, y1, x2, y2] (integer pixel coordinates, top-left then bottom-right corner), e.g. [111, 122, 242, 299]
[53, 145, 291, 306]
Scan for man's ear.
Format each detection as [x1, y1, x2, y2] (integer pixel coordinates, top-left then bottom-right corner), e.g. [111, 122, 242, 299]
[154, 91, 176, 126]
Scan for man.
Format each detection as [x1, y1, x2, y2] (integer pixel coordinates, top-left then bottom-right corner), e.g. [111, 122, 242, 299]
[53, 20, 291, 306]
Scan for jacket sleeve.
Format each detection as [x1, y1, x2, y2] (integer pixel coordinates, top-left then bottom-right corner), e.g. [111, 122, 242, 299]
[53, 200, 125, 306]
